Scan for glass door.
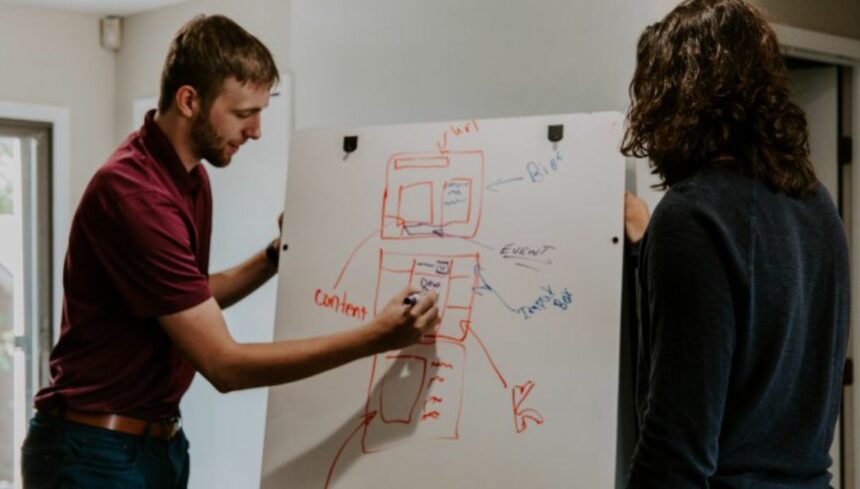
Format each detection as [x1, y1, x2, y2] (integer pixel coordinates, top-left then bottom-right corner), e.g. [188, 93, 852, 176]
[0, 120, 51, 489]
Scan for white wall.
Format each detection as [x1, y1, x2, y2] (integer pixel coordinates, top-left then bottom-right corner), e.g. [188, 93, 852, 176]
[117, 0, 677, 132]
[290, 0, 677, 129]
[0, 3, 115, 224]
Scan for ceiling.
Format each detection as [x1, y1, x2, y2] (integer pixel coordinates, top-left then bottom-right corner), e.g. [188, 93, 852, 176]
[0, 0, 190, 16]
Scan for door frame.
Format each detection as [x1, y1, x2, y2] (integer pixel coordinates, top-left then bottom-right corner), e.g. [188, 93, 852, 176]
[773, 22, 860, 489]
[0, 102, 69, 344]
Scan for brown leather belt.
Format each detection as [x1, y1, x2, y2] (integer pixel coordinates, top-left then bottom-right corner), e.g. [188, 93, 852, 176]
[47, 408, 181, 441]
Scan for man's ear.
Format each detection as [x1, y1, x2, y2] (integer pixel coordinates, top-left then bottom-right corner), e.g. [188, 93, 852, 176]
[174, 85, 200, 118]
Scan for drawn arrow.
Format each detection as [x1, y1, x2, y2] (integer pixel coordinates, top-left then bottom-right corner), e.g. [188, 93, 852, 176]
[486, 176, 525, 193]
[516, 409, 545, 433]
[512, 381, 545, 434]
[501, 255, 553, 265]
[324, 411, 377, 489]
[472, 265, 518, 313]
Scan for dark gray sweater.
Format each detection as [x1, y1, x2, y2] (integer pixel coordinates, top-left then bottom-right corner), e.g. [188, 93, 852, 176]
[628, 165, 850, 488]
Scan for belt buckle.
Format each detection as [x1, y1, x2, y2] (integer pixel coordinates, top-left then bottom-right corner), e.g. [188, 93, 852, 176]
[166, 415, 181, 439]
[156, 415, 181, 440]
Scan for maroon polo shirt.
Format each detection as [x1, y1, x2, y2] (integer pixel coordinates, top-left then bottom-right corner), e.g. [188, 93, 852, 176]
[34, 110, 213, 420]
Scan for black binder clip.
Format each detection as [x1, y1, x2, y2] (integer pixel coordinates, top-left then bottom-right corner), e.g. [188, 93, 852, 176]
[548, 124, 563, 151]
[343, 136, 358, 160]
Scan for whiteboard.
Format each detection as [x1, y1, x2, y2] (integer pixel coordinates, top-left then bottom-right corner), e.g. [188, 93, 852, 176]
[262, 112, 625, 488]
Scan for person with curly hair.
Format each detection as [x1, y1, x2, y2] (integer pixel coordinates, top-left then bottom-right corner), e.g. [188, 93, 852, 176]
[622, 0, 849, 487]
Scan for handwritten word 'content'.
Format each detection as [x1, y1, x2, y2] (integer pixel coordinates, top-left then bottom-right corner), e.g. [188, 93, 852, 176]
[314, 289, 368, 322]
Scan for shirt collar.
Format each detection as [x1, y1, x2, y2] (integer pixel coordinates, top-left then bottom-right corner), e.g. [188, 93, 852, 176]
[140, 109, 202, 194]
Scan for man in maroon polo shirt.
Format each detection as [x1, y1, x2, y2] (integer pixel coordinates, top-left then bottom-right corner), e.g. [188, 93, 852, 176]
[21, 15, 439, 489]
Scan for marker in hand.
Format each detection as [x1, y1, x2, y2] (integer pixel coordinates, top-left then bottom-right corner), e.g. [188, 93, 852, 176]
[403, 291, 430, 306]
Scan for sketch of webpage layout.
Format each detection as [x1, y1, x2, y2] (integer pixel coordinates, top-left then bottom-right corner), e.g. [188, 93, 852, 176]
[319, 124, 564, 489]
[265, 113, 625, 489]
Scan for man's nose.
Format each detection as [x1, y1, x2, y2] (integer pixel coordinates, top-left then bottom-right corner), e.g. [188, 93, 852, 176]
[244, 114, 262, 140]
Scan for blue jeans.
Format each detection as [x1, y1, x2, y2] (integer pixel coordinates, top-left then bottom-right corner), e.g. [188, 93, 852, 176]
[21, 411, 190, 489]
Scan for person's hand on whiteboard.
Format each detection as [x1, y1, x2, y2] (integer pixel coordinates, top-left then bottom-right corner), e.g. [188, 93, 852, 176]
[369, 287, 441, 352]
[265, 212, 285, 269]
[277, 211, 284, 235]
[624, 191, 650, 244]
[274, 211, 284, 250]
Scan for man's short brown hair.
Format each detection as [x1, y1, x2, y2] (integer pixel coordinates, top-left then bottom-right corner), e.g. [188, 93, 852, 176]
[158, 15, 279, 113]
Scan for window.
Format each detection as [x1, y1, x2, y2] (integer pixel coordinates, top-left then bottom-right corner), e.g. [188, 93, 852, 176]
[0, 121, 52, 489]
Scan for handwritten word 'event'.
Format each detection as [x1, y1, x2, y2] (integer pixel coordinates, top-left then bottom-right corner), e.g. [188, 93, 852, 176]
[314, 289, 367, 322]
[500, 243, 556, 260]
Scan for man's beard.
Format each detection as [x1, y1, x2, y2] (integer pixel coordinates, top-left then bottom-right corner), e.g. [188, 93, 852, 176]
[191, 111, 230, 168]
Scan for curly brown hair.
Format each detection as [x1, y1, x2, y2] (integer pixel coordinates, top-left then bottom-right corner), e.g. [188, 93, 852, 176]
[622, 0, 816, 197]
